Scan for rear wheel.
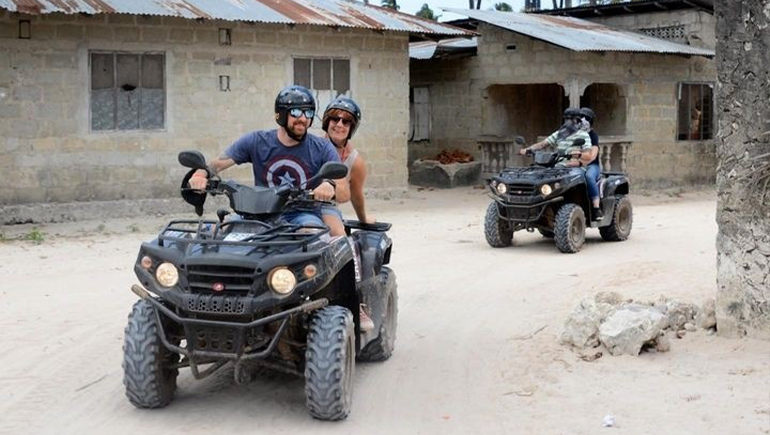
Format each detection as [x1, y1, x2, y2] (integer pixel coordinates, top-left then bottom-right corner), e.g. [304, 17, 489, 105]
[359, 268, 398, 362]
[123, 299, 179, 408]
[600, 195, 633, 241]
[484, 202, 513, 247]
[305, 306, 355, 421]
[554, 203, 586, 253]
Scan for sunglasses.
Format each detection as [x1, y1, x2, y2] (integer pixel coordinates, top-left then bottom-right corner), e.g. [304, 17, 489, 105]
[289, 108, 315, 119]
[328, 115, 353, 127]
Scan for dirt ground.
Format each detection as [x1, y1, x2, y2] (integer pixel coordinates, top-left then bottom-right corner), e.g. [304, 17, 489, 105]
[1, 187, 768, 435]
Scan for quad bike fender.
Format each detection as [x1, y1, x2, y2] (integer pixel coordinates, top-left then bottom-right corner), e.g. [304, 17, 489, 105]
[603, 175, 630, 198]
[350, 231, 392, 282]
[357, 266, 396, 350]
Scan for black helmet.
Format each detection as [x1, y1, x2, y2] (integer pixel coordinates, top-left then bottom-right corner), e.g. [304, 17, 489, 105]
[563, 107, 582, 119]
[275, 85, 316, 128]
[322, 96, 362, 140]
[579, 107, 596, 124]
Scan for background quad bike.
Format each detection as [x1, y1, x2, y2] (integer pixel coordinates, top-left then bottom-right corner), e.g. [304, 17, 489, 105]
[484, 138, 633, 253]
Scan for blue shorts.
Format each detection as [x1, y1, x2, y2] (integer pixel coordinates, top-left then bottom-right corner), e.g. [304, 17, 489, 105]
[282, 204, 343, 227]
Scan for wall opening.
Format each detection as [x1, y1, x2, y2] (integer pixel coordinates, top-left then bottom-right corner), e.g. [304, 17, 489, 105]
[483, 83, 565, 144]
[579, 83, 627, 136]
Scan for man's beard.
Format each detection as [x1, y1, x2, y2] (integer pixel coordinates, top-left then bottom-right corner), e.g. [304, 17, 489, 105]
[557, 119, 578, 141]
[286, 122, 307, 141]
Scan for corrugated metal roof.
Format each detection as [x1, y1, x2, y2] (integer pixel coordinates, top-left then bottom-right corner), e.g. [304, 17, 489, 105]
[443, 9, 714, 57]
[0, 0, 472, 36]
[410, 37, 476, 59]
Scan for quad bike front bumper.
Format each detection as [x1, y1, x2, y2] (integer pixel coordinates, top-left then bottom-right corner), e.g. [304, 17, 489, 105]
[491, 194, 564, 226]
[130, 284, 326, 378]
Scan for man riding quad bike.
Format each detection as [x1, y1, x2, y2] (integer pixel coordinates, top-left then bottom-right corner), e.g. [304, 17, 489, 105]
[484, 137, 633, 253]
[122, 151, 397, 421]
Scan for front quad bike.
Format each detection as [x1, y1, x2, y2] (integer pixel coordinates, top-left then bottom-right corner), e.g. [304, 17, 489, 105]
[483, 138, 633, 253]
[122, 151, 397, 421]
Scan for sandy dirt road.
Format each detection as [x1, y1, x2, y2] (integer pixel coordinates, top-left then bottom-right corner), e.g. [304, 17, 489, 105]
[1, 188, 768, 435]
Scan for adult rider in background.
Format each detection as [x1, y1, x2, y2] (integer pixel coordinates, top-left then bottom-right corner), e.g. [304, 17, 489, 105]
[579, 107, 603, 220]
[519, 107, 593, 170]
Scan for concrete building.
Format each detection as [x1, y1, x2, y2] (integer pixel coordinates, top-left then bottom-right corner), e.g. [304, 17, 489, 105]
[409, 0, 716, 187]
[0, 0, 468, 222]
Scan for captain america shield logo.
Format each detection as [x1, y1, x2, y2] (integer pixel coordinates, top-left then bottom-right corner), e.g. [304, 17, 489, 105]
[264, 156, 310, 188]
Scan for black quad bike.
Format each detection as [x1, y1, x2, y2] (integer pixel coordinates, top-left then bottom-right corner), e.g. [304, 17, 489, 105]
[122, 151, 397, 421]
[484, 138, 633, 253]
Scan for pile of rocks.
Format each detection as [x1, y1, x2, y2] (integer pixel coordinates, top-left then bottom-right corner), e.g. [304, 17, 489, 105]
[560, 292, 717, 357]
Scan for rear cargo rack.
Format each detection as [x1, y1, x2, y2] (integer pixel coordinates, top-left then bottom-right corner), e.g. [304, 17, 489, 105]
[157, 218, 329, 253]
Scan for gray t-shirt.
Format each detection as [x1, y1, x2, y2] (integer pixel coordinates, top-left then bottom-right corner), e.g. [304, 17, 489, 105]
[225, 130, 340, 188]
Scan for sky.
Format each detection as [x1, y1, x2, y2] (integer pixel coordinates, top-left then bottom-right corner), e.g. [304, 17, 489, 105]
[395, 0, 529, 22]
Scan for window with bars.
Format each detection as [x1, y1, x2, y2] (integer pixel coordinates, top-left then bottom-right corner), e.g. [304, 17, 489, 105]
[677, 83, 713, 141]
[293, 58, 350, 94]
[293, 58, 350, 119]
[90, 52, 165, 131]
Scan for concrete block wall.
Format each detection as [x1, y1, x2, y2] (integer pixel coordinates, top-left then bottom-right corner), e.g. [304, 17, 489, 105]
[409, 22, 717, 187]
[0, 10, 409, 207]
[591, 10, 717, 50]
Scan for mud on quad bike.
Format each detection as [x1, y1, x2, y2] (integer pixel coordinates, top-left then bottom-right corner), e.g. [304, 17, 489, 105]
[122, 151, 397, 421]
[484, 137, 633, 253]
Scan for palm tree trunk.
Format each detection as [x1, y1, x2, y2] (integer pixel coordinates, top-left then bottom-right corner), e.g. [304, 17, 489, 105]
[715, 1, 770, 339]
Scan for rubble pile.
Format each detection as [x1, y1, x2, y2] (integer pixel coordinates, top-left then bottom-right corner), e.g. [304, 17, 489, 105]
[560, 292, 717, 357]
[433, 149, 474, 165]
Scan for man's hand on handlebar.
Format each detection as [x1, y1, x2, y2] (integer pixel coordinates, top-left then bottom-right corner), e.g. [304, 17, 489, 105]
[189, 169, 208, 191]
[312, 180, 336, 201]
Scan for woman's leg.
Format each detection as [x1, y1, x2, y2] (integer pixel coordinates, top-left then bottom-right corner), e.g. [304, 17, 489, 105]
[585, 165, 601, 208]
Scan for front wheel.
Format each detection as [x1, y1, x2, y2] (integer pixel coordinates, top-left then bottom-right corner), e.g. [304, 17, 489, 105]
[484, 202, 513, 247]
[305, 306, 356, 421]
[600, 195, 633, 241]
[554, 203, 586, 253]
[123, 299, 179, 408]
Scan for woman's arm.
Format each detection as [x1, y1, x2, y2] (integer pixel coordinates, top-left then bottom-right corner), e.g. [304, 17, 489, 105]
[349, 156, 373, 223]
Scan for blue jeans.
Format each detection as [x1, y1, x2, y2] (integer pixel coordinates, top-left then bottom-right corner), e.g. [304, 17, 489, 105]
[585, 164, 601, 201]
[283, 204, 343, 227]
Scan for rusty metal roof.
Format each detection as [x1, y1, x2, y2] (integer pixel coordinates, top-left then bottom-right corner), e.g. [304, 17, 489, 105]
[410, 37, 476, 59]
[0, 0, 472, 37]
[443, 9, 714, 57]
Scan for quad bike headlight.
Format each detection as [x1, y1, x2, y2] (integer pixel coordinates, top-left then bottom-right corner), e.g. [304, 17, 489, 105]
[155, 262, 179, 287]
[268, 267, 297, 295]
[496, 183, 508, 195]
[540, 184, 553, 196]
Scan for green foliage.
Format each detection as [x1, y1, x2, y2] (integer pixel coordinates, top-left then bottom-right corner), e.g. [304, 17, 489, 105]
[24, 228, 45, 244]
[416, 3, 440, 20]
[129, 223, 140, 233]
[381, 0, 400, 10]
[97, 223, 106, 232]
[495, 2, 513, 11]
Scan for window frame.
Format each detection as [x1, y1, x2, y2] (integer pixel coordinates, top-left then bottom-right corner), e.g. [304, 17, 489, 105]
[676, 81, 714, 142]
[88, 50, 167, 133]
[292, 56, 351, 94]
